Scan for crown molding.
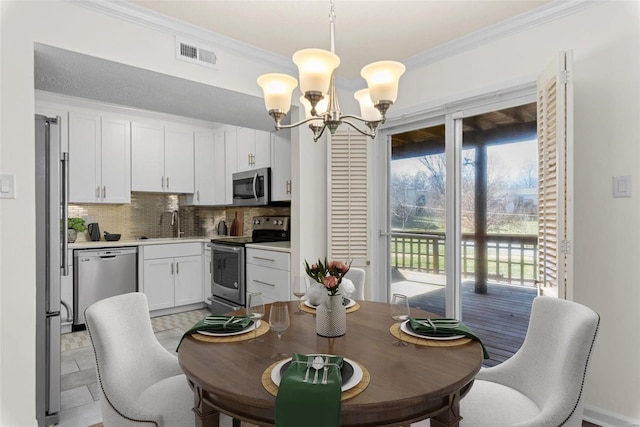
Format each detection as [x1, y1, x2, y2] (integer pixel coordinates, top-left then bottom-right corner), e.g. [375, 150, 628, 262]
[403, 0, 603, 71]
[69, 0, 296, 75]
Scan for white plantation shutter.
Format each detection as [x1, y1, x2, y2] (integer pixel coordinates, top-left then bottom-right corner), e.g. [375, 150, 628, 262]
[328, 129, 369, 265]
[537, 51, 573, 299]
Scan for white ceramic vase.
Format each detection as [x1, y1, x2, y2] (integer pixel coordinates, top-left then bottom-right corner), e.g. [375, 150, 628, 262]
[316, 293, 347, 337]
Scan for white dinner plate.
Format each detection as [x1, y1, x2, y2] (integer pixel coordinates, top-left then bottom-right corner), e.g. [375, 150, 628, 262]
[304, 298, 356, 309]
[400, 320, 465, 341]
[197, 320, 259, 337]
[271, 354, 363, 392]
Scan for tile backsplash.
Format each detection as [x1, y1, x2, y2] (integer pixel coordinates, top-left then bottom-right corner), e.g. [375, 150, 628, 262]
[68, 193, 290, 242]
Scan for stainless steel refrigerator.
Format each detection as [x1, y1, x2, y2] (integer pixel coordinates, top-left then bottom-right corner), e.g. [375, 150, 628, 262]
[35, 114, 68, 426]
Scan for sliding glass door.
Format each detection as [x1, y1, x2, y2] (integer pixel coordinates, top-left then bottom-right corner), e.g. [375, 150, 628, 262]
[386, 101, 539, 366]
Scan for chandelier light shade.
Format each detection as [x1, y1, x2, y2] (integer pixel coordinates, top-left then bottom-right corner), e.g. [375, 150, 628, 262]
[256, 73, 298, 114]
[360, 61, 406, 106]
[292, 49, 340, 97]
[257, 0, 404, 142]
[354, 89, 382, 122]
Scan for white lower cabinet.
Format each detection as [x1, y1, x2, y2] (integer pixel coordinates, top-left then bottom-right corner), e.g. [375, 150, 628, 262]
[141, 243, 203, 311]
[246, 248, 290, 305]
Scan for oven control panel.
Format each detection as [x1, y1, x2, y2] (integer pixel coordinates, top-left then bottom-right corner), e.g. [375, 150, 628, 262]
[252, 216, 290, 231]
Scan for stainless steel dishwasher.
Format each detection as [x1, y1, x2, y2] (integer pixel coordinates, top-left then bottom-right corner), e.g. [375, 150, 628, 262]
[73, 247, 138, 329]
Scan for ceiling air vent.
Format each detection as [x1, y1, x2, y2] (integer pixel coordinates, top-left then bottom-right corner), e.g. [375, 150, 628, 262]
[175, 37, 218, 69]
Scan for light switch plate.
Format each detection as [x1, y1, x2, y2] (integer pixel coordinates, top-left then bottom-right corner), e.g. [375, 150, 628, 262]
[612, 175, 632, 198]
[0, 174, 16, 199]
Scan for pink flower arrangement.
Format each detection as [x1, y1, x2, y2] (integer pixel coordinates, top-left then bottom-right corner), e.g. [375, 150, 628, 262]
[305, 258, 351, 296]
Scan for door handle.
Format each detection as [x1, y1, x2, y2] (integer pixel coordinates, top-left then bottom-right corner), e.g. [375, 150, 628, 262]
[102, 186, 106, 199]
[253, 279, 275, 287]
[252, 172, 258, 201]
[171, 262, 174, 275]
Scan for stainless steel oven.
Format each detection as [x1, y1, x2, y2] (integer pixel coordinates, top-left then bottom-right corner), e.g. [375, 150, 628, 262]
[232, 167, 270, 206]
[209, 216, 289, 315]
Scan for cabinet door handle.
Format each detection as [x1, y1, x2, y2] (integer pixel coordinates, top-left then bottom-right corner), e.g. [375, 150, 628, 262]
[286, 180, 291, 195]
[102, 186, 106, 199]
[96, 186, 100, 199]
[171, 262, 174, 275]
[176, 262, 179, 274]
[197, 190, 200, 202]
[209, 261, 212, 274]
[166, 176, 170, 189]
[161, 176, 164, 189]
[253, 256, 275, 262]
[253, 279, 275, 287]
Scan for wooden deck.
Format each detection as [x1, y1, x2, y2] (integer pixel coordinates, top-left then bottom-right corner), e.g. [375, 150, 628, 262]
[402, 280, 538, 367]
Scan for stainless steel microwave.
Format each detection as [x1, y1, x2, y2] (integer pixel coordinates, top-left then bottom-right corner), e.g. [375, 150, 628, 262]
[232, 167, 270, 206]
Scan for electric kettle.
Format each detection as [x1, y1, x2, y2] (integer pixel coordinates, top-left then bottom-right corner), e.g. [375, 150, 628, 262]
[87, 223, 101, 241]
[217, 220, 228, 236]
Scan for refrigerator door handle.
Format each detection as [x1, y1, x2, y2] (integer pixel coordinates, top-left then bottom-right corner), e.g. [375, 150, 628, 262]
[61, 151, 69, 276]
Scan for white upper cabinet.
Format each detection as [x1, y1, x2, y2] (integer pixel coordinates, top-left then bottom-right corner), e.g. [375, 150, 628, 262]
[68, 111, 130, 203]
[131, 121, 194, 193]
[100, 117, 132, 203]
[270, 133, 292, 202]
[225, 126, 238, 204]
[213, 130, 227, 205]
[131, 121, 164, 192]
[164, 126, 195, 193]
[186, 130, 216, 205]
[236, 127, 271, 172]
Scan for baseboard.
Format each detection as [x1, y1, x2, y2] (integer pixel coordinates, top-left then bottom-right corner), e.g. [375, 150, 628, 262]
[584, 405, 640, 427]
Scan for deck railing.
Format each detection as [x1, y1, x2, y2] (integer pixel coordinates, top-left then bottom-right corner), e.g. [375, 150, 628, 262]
[391, 231, 538, 285]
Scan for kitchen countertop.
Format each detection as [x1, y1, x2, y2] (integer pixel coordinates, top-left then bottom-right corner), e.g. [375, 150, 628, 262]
[69, 237, 213, 249]
[245, 241, 291, 253]
[69, 237, 291, 253]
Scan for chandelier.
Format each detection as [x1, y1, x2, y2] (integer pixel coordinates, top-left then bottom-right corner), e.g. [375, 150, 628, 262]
[257, 0, 405, 142]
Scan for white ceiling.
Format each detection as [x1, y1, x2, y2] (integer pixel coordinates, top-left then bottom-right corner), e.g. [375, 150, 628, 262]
[129, 0, 551, 79]
[35, 0, 564, 129]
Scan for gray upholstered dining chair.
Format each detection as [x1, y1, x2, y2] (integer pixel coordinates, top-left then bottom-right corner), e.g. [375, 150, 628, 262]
[344, 267, 366, 300]
[85, 292, 193, 426]
[459, 296, 600, 427]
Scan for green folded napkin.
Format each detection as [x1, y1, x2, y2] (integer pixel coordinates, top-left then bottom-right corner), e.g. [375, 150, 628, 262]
[175, 315, 252, 351]
[275, 353, 343, 427]
[408, 318, 490, 359]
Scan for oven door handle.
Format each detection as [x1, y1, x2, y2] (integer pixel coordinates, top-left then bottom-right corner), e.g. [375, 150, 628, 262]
[252, 172, 258, 201]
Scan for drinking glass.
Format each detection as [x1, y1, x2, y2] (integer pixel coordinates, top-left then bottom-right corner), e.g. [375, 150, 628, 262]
[269, 301, 290, 359]
[390, 293, 410, 347]
[246, 292, 265, 343]
[292, 276, 308, 315]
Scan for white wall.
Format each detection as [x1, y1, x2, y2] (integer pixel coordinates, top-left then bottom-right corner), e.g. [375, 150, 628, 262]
[2, 0, 639, 424]
[0, 1, 309, 425]
[387, 1, 640, 421]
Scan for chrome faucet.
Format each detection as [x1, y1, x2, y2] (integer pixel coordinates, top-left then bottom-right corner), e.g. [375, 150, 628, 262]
[171, 210, 184, 238]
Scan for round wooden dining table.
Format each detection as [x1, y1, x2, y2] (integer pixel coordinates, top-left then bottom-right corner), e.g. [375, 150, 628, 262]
[178, 300, 483, 427]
